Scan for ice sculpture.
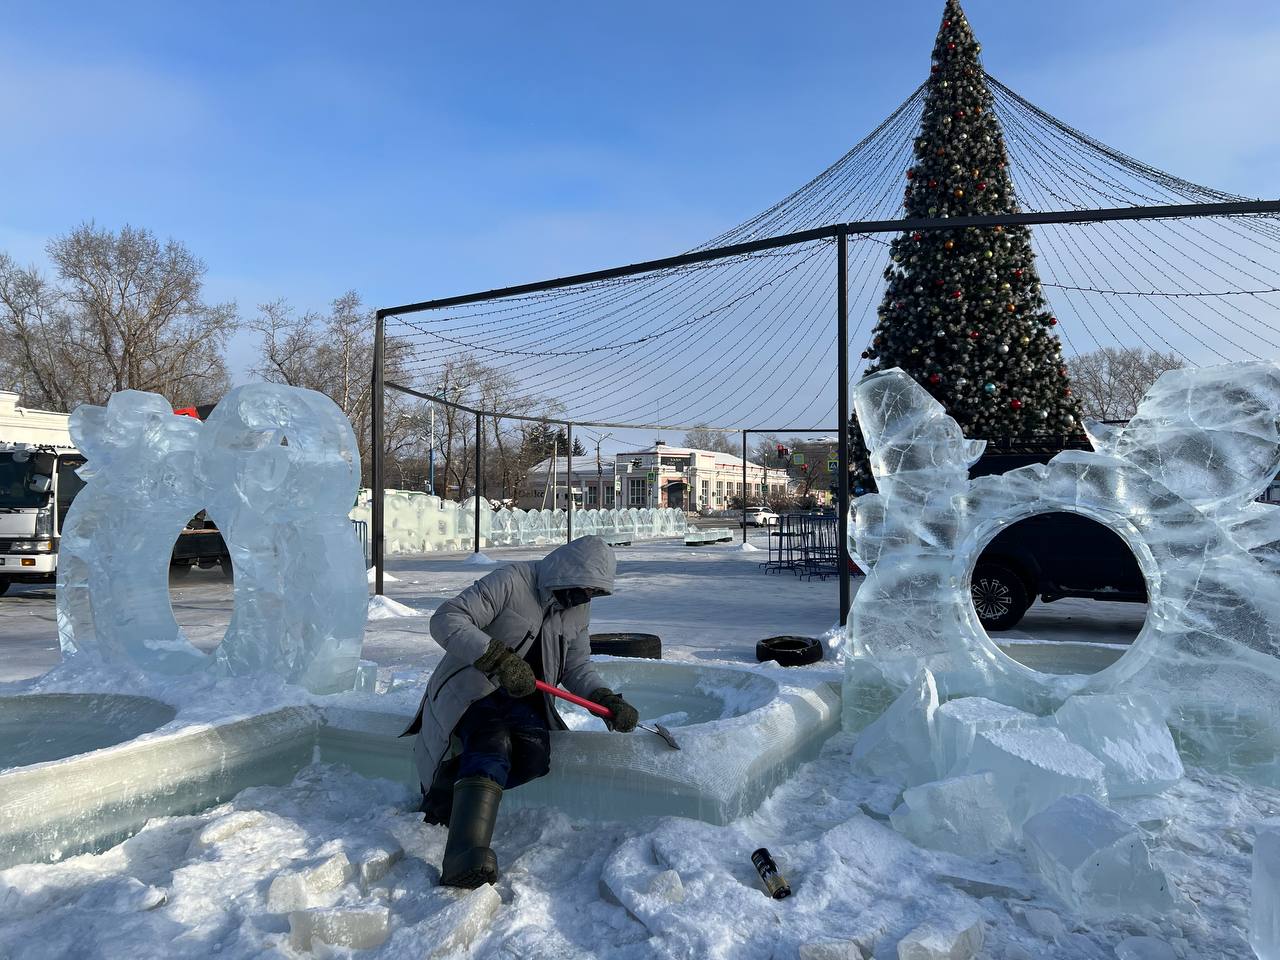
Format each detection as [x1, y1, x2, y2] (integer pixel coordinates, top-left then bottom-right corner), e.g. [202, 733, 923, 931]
[1254, 820, 1280, 960]
[846, 364, 1280, 784]
[58, 391, 209, 673]
[350, 489, 687, 554]
[57, 384, 366, 693]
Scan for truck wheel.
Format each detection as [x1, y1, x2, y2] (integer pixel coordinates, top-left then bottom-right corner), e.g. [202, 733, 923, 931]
[217, 557, 235, 582]
[170, 562, 192, 580]
[0, 579, 8, 596]
[971, 564, 1028, 631]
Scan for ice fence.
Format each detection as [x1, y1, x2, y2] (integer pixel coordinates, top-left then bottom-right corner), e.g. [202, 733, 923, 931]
[845, 364, 1280, 785]
[350, 489, 687, 555]
[56, 385, 367, 694]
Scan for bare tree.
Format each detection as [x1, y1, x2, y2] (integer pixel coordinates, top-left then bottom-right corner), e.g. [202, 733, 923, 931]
[682, 426, 737, 454]
[1067, 347, 1183, 421]
[0, 223, 236, 409]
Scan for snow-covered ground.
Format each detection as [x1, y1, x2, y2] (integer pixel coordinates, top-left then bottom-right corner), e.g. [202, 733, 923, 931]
[2, 536, 1259, 959]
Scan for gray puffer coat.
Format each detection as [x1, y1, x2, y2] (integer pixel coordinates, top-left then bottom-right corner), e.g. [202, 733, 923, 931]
[401, 536, 615, 787]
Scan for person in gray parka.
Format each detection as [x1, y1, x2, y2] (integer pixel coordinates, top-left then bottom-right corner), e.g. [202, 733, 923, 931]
[401, 535, 639, 888]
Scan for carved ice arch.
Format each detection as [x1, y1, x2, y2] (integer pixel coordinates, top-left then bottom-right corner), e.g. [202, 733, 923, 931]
[847, 364, 1280, 782]
[57, 384, 367, 693]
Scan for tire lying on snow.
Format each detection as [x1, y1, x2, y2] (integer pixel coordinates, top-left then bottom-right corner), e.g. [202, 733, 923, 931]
[589, 633, 662, 659]
[755, 635, 823, 667]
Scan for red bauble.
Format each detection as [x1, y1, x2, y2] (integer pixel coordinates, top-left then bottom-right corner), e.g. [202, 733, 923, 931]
[1014, 269, 1023, 277]
[912, 232, 922, 241]
[1059, 367, 1068, 377]
[935, 279, 945, 287]
[943, 18, 951, 27]
[1010, 399, 1023, 410]
[968, 330, 980, 339]
[1048, 317, 1058, 326]
[1064, 387, 1073, 396]
[929, 373, 942, 385]
[906, 169, 915, 180]
[977, 182, 987, 191]
[929, 179, 938, 188]
[952, 290, 962, 299]
[948, 42, 956, 51]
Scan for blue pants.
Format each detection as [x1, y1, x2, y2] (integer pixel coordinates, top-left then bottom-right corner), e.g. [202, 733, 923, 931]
[453, 689, 552, 790]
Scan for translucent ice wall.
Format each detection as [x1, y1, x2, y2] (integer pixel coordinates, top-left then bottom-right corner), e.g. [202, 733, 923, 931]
[350, 491, 686, 554]
[57, 385, 367, 694]
[845, 364, 1280, 784]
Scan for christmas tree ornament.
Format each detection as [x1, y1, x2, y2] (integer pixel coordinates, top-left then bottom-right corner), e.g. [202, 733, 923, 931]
[983, 383, 997, 395]
[1010, 399, 1023, 410]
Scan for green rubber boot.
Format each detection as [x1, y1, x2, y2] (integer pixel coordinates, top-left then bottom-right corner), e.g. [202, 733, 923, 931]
[440, 775, 503, 888]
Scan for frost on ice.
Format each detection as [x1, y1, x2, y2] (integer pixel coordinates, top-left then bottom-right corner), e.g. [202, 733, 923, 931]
[847, 363, 1280, 784]
[56, 384, 367, 693]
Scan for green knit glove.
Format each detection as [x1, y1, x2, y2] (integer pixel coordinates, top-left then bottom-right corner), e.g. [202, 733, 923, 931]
[474, 637, 536, 697]
[590, 687, 639, 733]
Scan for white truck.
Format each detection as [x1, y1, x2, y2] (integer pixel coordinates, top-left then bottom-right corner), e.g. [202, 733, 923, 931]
[0, 392, 81, 593]
[0, 392, 230, 595]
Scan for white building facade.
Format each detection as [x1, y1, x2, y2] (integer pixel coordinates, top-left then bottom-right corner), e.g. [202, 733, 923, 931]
[523, 441, 789, 512]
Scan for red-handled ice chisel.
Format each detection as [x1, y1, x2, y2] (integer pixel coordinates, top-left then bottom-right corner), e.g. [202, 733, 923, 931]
[535, 680, 681, 750]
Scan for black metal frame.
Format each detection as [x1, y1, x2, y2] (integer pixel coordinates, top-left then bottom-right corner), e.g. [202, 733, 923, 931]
[371, 198, 1280, 620]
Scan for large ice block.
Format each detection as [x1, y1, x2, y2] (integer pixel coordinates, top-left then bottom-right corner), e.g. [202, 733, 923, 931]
[1053, 695, 1183, 798]
[889, 772, 1015, 856]
[57, 384, 367, 693]
[958, 725, 1107, 826]
[846, 364, 1280, 786]
[1254, 819, 1280, 960]
[850, 669, 938, 787]
[1022, 794, 1173, 915]
[933, 697, 1042, 778]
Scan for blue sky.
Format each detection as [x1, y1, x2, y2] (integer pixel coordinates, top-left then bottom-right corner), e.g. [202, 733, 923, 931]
[3, 0, 1279, 389]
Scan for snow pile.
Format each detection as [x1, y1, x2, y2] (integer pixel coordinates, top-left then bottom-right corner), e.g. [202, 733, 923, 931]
[366, 567, 401, 584]
[366, 595, 427, 621]
[735, 541, 761, 553]
[463, 552, 498, 566]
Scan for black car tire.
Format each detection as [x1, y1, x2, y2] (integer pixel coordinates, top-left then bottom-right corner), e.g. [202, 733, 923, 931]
[0, 579, 8, 596]
[170, 562, 192, 579]
[589, 633, 662, 659]
[755, 635, 824, 667]
[971, 563, 1029, 631]
[218, 556, 235, 582]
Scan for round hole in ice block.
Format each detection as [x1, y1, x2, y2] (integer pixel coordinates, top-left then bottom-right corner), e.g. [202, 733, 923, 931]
[966, 510, 1152, 678]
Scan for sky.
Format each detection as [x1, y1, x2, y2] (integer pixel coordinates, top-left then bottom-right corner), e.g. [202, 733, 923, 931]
[3, 0, 1279, 451]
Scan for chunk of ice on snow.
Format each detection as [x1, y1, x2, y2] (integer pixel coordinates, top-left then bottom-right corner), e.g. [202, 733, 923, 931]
[1053, 695, 1183, 798]
[889, 772, 1015, 856]
[1022, 795, 1173, 915]
[267, 852, 355, 912]
[799, 941, 865, 960]
[289, 905, 391, 951]
[851, 670, 938, 786]
[933, 697, 1042, 777]
[1253, 819, 1280, 960]
[958, 725, 1107, 826]
[896, 911, 984, 960]
[423, 884, 501, 959]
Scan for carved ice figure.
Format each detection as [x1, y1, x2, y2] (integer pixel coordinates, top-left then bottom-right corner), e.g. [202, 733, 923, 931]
[58, 391, 209, 673]
[196, 384, 366, 693]
[58, 384, 367, 693]
[846, 364, 1280, 784]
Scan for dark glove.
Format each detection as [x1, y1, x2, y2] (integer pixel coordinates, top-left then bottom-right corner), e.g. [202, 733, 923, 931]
[589, 687, 639, 733]
[473, 637, 536, 697]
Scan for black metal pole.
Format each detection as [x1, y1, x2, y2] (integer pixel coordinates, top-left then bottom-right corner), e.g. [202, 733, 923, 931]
[837, 227, 851, 626]
[741, 429, 748, 544]
[567, 423, 574, 543]
[474, 413, 481, 554]
[372, 311, 386, 596]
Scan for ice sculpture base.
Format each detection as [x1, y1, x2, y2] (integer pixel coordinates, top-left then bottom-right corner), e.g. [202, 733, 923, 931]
[320, 660, 843, 825]
[0, 697, 316, 870]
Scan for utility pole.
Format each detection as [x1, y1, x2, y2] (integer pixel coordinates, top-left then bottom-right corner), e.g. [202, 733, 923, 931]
[427, 403, 436, 496]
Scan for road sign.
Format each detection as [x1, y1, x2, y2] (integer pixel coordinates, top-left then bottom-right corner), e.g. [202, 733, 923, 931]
[646, 471, 656, 481]
[828, 458, 839, 472]
[791, 452, 805, 466]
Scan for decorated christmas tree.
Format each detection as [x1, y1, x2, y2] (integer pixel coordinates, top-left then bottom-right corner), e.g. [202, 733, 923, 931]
[849, 0, 1081, 491]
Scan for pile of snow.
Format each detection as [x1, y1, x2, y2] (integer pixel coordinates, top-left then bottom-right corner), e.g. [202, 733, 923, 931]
[365, 567, 401, 584]
[463, 552, 498, 566]
[366, 596, 426, 621]
[735, 541, 761, 553]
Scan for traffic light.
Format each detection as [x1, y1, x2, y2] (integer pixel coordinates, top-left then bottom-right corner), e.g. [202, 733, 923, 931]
[776, 444, 788, 464]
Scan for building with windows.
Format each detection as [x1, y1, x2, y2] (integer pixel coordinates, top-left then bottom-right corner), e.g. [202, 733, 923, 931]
[520, 441, 790, 512]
